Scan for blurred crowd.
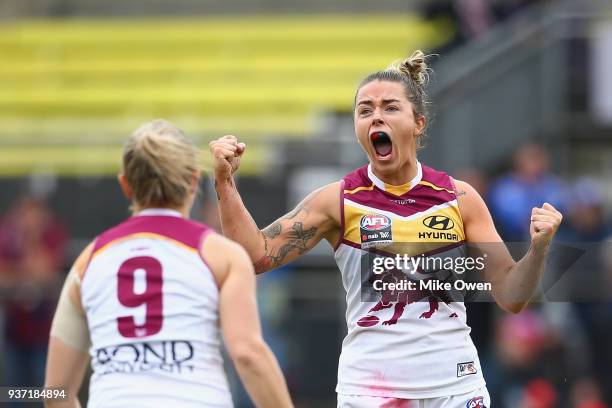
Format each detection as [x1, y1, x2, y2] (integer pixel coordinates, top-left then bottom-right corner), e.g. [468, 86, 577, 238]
[461, 143, 612, 408]
[0, 197, 67, 392]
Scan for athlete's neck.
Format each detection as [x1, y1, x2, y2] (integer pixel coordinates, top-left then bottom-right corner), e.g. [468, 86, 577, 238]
[371, 161, 419, 186]
[132, 204, 190, 218]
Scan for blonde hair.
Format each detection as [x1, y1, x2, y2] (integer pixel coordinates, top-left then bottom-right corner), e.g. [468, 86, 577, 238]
[356, 50, 432, 147]
[387, 50, 430, 88]
[122, 119, 200, 209]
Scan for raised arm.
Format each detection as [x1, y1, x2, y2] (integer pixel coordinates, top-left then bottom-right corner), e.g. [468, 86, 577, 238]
[210, 135, 340, 273]
[202, 234, 293, 408]
[44, 244, 93, 408]
[454, 179, 562, 313]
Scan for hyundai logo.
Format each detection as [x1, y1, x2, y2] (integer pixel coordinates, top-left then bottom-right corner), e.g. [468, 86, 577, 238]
[423, 215, 454, 230]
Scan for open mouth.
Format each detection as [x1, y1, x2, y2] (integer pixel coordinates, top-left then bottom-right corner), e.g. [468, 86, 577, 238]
[370, 131, 393, 159]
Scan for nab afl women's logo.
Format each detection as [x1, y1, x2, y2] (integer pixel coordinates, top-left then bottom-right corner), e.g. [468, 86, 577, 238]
[360, 214, 392, 248]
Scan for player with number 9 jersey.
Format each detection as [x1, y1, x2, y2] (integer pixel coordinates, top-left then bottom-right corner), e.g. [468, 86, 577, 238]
[44, 120, 293, 408]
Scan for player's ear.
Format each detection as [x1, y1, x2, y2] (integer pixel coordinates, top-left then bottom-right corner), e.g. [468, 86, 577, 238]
[415, 115, 426, 137]
[117, 174, 133, 200]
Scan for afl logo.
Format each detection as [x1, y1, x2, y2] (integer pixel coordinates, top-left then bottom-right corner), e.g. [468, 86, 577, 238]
[423, 215, 454, 231]
[360, 214, 391, 231]
[359, 214, 393, 248]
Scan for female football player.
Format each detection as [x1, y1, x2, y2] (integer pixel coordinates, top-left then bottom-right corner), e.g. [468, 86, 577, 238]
[210, 51, 562, 407]
[45, 120, 293, 408]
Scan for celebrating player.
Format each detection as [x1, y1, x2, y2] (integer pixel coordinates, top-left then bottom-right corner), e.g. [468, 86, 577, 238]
[210, 50, 562, 407]
[44, 120, 293, 408]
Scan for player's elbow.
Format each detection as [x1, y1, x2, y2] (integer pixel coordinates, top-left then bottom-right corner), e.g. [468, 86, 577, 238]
[253, 262, 270, 275]
[494, 285, 530, 313]
[227, 337, 268, 369]
[252, 252, 272, 275]
[498, 300, 527, 314]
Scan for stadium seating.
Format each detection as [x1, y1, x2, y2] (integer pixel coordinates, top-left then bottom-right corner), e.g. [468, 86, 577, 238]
[0, 16, 453, 175]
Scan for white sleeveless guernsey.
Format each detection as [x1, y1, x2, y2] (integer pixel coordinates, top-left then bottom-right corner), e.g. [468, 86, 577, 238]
[80, 209, 233, 407]
[334, 163, 486, 399]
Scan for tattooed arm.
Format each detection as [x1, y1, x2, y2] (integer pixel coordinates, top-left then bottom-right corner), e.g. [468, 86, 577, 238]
[214, 178, 341, 274]
[210, 135, 340, 273]
[252, 185, 341, 273]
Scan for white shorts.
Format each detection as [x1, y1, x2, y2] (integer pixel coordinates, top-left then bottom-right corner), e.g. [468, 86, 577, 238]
[337, 386, 491, 408]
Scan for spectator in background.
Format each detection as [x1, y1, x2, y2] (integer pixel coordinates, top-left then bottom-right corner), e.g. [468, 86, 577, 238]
[491, 310, 565, 407]
[571, 378, 608, 408]
[559, 178, 610, 243]
[556, 177, 610, 300]
[0, 197, 67, 387]
[488, 174, 612, 406]
[488, 143, 567, 241]
[559, 178, 612, 403]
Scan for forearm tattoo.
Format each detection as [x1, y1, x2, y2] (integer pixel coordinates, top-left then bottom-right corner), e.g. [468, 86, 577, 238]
[254, 202, 318, 273]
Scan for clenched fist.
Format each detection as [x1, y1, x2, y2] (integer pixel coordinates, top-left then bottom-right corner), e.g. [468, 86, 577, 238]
[209, 135, 246, 180]
[530, 202, 563, 248]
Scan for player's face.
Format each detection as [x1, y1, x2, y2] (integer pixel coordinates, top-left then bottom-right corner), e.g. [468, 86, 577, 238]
[354, 80, 425, 181]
